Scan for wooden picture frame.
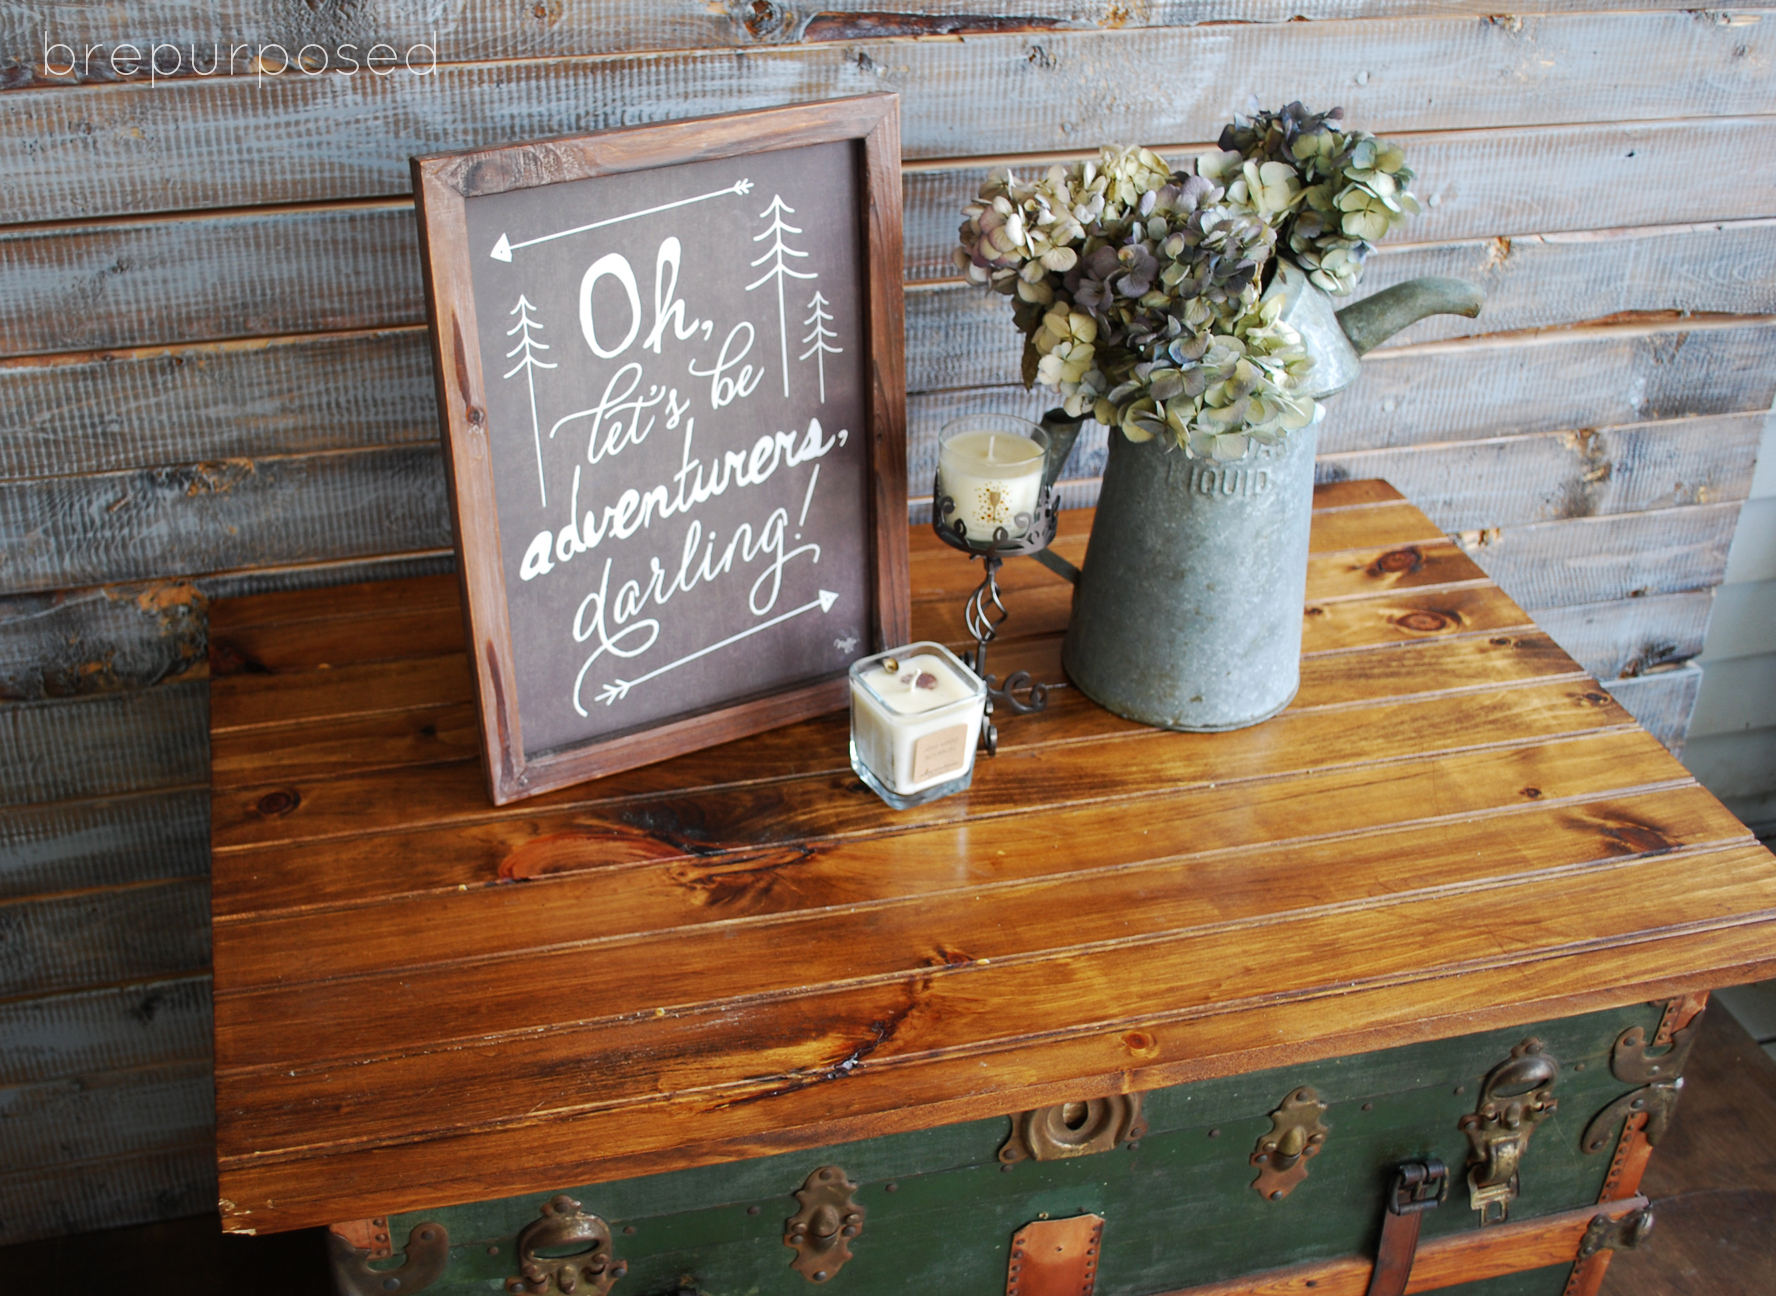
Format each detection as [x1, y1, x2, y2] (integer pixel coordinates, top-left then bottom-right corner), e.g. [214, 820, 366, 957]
[412, 95, 908, 805]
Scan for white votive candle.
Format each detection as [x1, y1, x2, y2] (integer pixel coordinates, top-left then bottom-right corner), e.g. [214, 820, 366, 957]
[938, 416, 1049, 542]
[849, 642, 988, 809]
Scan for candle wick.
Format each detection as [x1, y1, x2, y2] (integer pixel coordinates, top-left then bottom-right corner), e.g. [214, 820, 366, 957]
[987, 434, 996, 462]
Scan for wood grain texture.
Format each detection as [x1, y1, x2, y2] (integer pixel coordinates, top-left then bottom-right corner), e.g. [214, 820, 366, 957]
[0, 329, 439, 482]
[6, 118, 1774, 360]
[1536, 589, 1715, 682]
[2, 13, 1771, 221]
[0, 878, 211, 999]
[1316, 412, 1764, 533]
[0, 788, 209, 901]
[1603, 662, 1705, 755]
[0, 445, 450, 595]
[0, 204, 417, 358]
[200, 489, 1776, 1233]
[0, 976, 211, 1087]
[0, 551, 453, 702]
[1456, 502, 1742, 610]
[0, 1143, 216, 1248]
[0, 681, 207, 807]
[0, 1, 1717, 80]
[0, 1062, 212, 1172]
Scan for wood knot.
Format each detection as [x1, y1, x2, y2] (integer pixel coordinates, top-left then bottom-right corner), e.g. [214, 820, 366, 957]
[255, 789, 301, 818]
[1395, 610, 1454, 634]
[1370, 547, 1423, 575]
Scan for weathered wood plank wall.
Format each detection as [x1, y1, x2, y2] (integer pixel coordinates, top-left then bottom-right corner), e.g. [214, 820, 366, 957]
[0, 0, 1770, 1244]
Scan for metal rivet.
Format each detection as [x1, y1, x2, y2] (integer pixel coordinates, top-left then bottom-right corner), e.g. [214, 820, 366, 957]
[1001, 1163, 1014, 1173]
[814, 1272, 828, 1282]
[884, 1182, 898, 1193]
[622, 1225, 636, 1235]
[1270, 1190, 1284, 1201]
[488, 1246, 500, 1256]
[1208, 1128, 1221, 1138]
[747, 1205, 760, 1215]
[382, 1281, 401, 1293]
[1361, 1102, 1374, 1112]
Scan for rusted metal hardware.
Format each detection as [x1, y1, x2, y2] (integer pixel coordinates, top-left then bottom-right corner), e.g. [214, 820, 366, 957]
[1460, 1038, 1559, 1225]
[1250, 1086, 1330, 1200]
[1364, 1160, 1448, 1296]
[1575, 1207, 1655, 1260]
[1007, 1213, 1105, 1296]
[1581, 1015, 1703, 1154]
[329, 1220, 449, 1296]
[784, 1166, 866, 1283]
[999, 1095, 1146, 1164]
[505, 1196, 627, 1296]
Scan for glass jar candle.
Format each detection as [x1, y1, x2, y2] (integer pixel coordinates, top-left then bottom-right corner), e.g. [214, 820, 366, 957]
[849, 642, 988, 809]
[937, 415, 1050, 542]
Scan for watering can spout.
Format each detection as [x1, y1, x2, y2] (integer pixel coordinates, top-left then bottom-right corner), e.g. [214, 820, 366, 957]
[1263, 261, 1484, 399]
[1334, 277, 1486, 356]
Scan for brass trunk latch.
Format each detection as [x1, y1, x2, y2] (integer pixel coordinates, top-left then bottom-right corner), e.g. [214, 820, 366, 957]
[1000, 1095, 1145, 1164]
[506, 1196, 627, 1296]
[1581, 1015, 1703, 1155]
[1250, 1086, 1330, 1200]
[328, 1221, 450, 1296]
[784, 1166, 865, 1282]
[1459, 1038, 1558, 1225]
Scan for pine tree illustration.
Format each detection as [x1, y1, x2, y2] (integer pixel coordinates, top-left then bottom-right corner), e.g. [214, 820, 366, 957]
[799, 291, 842, 404]
[504, 295, 557, 506]
[744, 195, 817, 397]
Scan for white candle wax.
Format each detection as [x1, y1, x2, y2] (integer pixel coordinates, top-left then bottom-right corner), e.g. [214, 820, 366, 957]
[849, 644, 987, 805]
[939, 428, 1047, 542]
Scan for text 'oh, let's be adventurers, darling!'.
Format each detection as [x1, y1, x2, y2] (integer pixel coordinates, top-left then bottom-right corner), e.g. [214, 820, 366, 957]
[40, 33, 438, 85]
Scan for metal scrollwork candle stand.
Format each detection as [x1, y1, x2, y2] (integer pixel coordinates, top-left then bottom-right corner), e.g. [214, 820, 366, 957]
[932, 476, 1060, 756]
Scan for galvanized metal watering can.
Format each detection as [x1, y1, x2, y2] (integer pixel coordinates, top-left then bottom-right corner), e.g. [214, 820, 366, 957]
[1035, 266, 1485, 731]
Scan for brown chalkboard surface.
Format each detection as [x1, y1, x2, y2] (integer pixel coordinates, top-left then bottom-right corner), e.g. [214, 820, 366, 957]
[413, 97, 908, 804]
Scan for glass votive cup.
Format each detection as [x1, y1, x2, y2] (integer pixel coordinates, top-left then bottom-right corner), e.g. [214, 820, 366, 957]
[849, 642, 988, 809]
[937, 414, 1050, 543]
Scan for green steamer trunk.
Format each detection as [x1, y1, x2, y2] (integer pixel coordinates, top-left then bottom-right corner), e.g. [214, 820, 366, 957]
[336, 1002, 1676, 1296]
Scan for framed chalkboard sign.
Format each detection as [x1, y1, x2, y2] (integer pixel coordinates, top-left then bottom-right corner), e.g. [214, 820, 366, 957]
[412, 96, 908, 805]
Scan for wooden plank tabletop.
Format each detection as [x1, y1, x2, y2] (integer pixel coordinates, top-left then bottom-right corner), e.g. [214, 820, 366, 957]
[207, 480, 1776, 1235]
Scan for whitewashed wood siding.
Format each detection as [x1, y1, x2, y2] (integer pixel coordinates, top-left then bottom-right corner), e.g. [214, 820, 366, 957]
[0, 1, 1771, 1244]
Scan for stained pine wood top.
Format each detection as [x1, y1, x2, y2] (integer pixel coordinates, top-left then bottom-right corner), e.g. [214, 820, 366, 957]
[206, 481, 1776, 1235]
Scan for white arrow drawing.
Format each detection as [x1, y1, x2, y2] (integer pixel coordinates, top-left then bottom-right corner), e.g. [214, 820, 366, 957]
[491, 179, 755, 261]
[596, 590, 839, 705]
[503, 295, 556, 505]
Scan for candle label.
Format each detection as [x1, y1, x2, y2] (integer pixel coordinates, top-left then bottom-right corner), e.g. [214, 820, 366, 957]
[912, 725, 969, 781]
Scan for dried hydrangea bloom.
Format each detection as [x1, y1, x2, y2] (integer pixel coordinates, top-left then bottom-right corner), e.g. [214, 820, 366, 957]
[953, 110, 1417, 457]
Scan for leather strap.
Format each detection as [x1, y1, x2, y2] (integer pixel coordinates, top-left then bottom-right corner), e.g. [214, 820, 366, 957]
[1007, 1213, 1105, 1296]
[1365, 1160, 1447, 1296]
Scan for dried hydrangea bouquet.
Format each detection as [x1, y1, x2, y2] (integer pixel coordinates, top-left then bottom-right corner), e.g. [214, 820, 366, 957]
[954, 103, 1483, 731]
